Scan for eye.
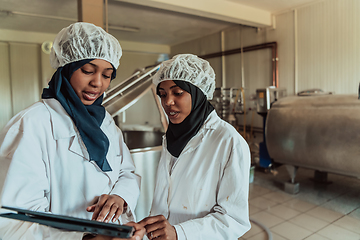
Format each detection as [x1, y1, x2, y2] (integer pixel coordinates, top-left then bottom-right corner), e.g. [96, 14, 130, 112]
[81, 69, 92, 75]
[174, 91, 183, 96]
[158, 91, 166, 98]
[103, 74, 111, 79]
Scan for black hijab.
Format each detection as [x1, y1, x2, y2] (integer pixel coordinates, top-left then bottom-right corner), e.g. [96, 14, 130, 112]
[42, 59, 116, 172]
[158, 80, 214, 157]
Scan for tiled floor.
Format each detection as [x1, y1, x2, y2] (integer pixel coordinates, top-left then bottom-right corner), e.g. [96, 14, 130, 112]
[240, 165, 360, 240]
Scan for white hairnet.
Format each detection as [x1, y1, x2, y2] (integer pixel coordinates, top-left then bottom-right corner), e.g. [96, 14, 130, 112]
[153, 54, 216, 100]
[50, 22, 122, 69]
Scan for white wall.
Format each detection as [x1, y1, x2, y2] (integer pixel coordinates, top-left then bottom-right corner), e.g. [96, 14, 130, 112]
[267, 0, 360, 95]
[0, 42, 47, 130]
[0, 42, 12, 130]
[265, 11, 295, 94]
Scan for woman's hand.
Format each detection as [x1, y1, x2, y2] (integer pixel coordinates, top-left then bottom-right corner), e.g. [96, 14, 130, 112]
[86, 194, 127, 223]
[82, 221, 145, 240]
[139, 215, 177, 240]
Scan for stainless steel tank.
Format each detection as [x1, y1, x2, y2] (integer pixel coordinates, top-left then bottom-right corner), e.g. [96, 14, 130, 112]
[265, 94, 360, 178]
[123, 130, 163, 221]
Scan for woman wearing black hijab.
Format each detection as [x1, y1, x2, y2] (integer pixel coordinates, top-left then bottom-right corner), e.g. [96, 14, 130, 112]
[0, 22, 144, 240]
[140, 54, 251, 240]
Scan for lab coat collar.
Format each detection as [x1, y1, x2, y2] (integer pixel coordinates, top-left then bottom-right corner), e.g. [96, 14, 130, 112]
[43, 99, 113, 139]
[43, 99, 90, 160]
[201, 110, 219, 130]
[43, 99, 77, 140]
[42, 98, 114, 165]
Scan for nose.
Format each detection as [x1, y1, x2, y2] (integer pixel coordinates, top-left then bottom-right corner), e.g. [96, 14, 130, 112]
[163, 95, 175, 107]
[90, 73, 102, 87]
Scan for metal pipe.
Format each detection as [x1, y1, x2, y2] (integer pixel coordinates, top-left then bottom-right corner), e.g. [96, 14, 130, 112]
[294, 9, 298, 94]
[239, 26, 246, 139]
[105, 0, 108, 32]
[103, 65, 159, 104]
[199, 42, 279, 88]
[221, 31, 226, 88]
[240, 26, 245, 89]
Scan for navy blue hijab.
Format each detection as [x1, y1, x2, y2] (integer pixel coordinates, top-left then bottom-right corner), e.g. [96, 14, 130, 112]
[42, 59, 116, 172]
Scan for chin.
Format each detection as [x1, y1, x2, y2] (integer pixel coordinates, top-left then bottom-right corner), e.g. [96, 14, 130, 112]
[170, 119, 184, 124]
[82, 100, 95, 105]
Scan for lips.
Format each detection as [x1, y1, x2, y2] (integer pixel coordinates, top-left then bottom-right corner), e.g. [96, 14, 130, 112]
[82, 91, 99, 101]
[167, 110, 179, 118]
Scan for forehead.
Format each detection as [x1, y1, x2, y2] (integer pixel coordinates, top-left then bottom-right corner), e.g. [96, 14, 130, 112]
[158, 80, 178, 90]
[86, 59, 113, 69]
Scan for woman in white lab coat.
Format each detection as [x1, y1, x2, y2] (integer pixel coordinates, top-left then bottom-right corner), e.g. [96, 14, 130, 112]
[0, 22, 144, 240]
[140, 54, 251, 240]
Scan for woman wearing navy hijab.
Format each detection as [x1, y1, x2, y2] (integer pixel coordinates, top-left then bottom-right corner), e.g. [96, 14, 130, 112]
[0, 22, 144, 240]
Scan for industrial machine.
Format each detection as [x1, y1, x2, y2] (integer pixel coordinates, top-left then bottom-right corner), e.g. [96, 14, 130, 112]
[209, 87, 244, 126]
[256, 87, 287, 169]
[264, 93, 360, 193]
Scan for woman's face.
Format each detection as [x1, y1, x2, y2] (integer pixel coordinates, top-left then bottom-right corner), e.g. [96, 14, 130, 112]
[70, 59, 113, 105]
[158, 80, 192, 124]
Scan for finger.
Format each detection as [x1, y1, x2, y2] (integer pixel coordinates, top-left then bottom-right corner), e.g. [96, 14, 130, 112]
[138, 217, 148, 226]
[145, 221, 166, 237]
[147, 228, 163, 240]
[133, 227, 146, 240]
[91, 195, 109, 220]
[111, 207, 123, 223]
[96, 200, 116, 222]
[139, 215, 164, 227]
[104, 204, 121, 223]
[125, 222, 146, 240]
[86, 205, 96, 212]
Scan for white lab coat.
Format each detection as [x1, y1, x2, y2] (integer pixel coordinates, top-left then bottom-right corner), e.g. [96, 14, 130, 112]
[150, 110, 251, 240]
[0, 99, 140, 240]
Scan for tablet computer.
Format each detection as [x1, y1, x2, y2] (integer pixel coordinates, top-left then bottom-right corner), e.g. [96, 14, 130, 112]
[0, 206, 134, 238]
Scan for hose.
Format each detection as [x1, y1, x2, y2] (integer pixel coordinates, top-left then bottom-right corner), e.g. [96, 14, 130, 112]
[241, 88, 246, 139]
[249, 218, 273, 240]
[250, 110, 255, 142]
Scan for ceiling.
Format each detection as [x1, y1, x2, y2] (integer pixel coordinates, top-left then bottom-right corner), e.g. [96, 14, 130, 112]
[227, 0, 318, 13]
[0, 0, 319, 46]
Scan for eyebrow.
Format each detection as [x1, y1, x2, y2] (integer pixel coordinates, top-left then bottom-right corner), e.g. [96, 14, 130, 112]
[87, 62, 114, 71]
[158, 85, 179, 90]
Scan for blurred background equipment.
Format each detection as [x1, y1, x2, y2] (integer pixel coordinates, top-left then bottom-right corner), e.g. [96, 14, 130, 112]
[210, 87, 244, 126]
[265, 93, 360, 193]
[256, 87, 287, 169]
